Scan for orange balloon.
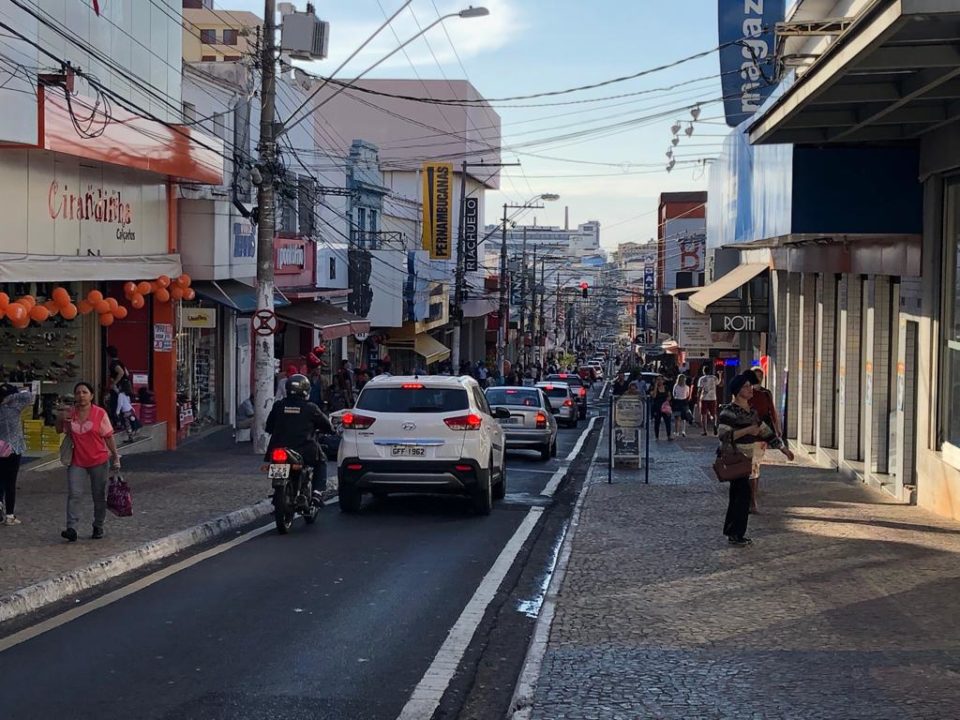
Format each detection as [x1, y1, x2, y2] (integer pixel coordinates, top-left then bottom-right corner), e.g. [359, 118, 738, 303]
[19, 295, 36, 309]
[180, 273, 192, 287]
[5, 302, 26, 322]
[95, 300, 110, 314]
[114, 305, 129, 319]
[87, 290, 103, 304]
[44, 300, 60, 315]
[12, 316, 30, 329]
[52, 287, 70, 306]
[77, 299, 93, 315]
[123, 281, 137, 296]
[157, 275, 171, 288]
[130, 294, 145, 310]
[155, 287, 170, 303]
[30, 305, 50, 322]
[137, 281, 152, 295]
[169, 286, 184, 301]
[106, 297, 120, 312]
[0, 292, 8, 309]
[99, 313, 115, 327]
[184, 288, 196, 301]
[60, 303, 78, 320]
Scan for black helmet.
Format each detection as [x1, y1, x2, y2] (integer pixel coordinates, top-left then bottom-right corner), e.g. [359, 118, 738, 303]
[286, 374, 311, 399]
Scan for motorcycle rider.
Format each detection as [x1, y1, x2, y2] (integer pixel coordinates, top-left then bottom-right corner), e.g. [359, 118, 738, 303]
[265, 374, 335, 509]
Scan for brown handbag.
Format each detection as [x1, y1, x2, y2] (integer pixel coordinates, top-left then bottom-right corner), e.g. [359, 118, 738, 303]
[713, 445, 752, 482]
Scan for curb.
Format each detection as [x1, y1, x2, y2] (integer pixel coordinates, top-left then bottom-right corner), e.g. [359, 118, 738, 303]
[509, 414, 605, 719]
[0, 499, 274, 625]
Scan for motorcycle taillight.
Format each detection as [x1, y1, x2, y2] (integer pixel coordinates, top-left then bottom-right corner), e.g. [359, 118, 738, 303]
[270, 448, 289, 463]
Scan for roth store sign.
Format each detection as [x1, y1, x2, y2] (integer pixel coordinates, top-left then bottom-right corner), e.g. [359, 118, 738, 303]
[273, 236, 315, 287]
[710, 312, 769, 333]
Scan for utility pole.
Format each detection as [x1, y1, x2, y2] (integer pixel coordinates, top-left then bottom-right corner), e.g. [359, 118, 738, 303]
[497, 203, 509, 378]
[518, 226, 527, 365]
[529, 243, 537, 366]
[253, 0, 277, 455]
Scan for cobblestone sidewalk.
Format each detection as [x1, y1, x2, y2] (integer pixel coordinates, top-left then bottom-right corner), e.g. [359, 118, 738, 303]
[0, 429, 330, 603]
[528, 430, 960, 720]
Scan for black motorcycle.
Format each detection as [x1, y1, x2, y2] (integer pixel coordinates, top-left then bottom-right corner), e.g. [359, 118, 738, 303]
[267, 447, 321, 534]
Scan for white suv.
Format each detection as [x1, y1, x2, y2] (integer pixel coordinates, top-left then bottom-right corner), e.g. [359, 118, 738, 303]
[336, 375, 508, 515]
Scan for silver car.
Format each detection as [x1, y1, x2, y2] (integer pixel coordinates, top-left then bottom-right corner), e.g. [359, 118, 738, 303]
[535, 382, 579, 429]
[485, 386, 558, 461]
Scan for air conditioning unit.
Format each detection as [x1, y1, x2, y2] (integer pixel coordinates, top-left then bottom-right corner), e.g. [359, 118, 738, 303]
[280, 11, 329, 61]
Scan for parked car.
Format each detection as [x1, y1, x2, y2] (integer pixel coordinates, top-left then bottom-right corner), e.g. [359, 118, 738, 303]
[536, 381, 579, 428]
[544, 373, 588, 419]
[485, 385, 558, 461]
[337, 375, 508, 515]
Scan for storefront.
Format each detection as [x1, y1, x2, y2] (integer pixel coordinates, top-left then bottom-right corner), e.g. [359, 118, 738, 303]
[0, 90, 222, 451]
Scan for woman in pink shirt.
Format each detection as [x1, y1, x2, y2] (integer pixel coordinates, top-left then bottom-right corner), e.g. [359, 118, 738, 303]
[55, 382, 121, 542]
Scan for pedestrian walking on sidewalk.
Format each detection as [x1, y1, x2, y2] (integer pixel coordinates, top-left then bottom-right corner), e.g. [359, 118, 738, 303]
[744, 367, 791, 512]
[697, 365, 719, 435]
[56, 382, 121, 542]
[718, 373, 793, 546]
[0, 383, 35, 525]
[672, 374, 692, 437]
[650, 376, 673, 441]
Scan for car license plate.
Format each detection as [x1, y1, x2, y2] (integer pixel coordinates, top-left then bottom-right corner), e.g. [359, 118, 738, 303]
[391, 446, 425, 457]
[499, 417, 521, 425]
[268, 464, 290, 480]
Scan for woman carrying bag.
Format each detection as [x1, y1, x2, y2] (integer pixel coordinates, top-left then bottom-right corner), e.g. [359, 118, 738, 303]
[671, 374, 692, 438]
[0, 383, 35, 525]
[56, 382, 121, 542]
[716, 373, 792, 547]
[649, 376, 673, 441]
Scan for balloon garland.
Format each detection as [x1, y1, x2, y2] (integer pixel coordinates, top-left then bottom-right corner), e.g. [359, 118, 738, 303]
[1, 274, 195, 329]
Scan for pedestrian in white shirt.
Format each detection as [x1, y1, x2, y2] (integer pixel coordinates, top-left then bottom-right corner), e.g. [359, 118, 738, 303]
[697, 365, 719, 435]
[672, 374, 692, 437]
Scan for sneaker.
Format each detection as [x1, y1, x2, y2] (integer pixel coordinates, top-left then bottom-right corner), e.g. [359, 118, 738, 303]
[728, 536, 753, 547]
[5, 515, 21, 525]
[61, 528, 78, 542]
[91, 526, 104, 540]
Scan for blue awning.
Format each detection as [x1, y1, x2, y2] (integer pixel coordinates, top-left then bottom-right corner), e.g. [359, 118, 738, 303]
[192, 280, 290, 313]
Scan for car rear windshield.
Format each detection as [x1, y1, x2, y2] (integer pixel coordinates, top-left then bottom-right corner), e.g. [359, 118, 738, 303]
[546, 374, 582, 387]
[539, 386, 569, 398]
[355, 387, 469, 413]
[486, 388, 540, 407]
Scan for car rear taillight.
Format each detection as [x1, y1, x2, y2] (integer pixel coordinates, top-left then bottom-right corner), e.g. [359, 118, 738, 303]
[346, 463, 362, 471]
[563, 399, 574, 407]
[535, 412, 547, 429]
[270, 448, 288, 463]
[401, 383, 424, 389]
[444, 413, 483, 431]
[455, 464, 473, 473]
[341, 412, 376, 429]
[579, 387, 586, 397]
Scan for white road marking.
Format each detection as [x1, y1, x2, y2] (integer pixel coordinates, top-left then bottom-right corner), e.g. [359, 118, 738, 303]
[0, 497, 339, 654]
[396, 507, 544, 720]
[564, 415, 598, 463]
[540, 416, 598, 498]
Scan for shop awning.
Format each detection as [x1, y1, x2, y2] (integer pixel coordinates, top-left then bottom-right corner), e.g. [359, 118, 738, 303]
[192, 279, 290, 313]
[461, 297, 498, 318]
[750, 1, 960, 146]
[276, 301, 370, 340]
[687, 264, 767, 314]
[0, 252, 182, 283]
[414, 334, 451, 365]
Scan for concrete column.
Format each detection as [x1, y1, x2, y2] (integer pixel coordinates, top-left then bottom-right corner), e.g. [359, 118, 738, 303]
[785, 273, 802, 440]
[843, 276, 864, 462]
[863, 277, 877, 479]
[817, 274, 838, 451]
[871, 277, 893, 475]
[836, 275, 848, 462]
[769, 270, 788, 413]
[798, 274, 818, 447]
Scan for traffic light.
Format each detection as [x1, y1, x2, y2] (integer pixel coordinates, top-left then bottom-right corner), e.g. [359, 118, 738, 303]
[579, 282, 589, 299]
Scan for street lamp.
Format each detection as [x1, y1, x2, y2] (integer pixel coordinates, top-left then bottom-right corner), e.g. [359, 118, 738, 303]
[497, 194, 559, 377]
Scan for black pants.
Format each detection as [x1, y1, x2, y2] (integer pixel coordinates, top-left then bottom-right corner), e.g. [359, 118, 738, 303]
[0, 453, 22, 515]
[653, 410, 672, 439]
[723, 476, 751, 539]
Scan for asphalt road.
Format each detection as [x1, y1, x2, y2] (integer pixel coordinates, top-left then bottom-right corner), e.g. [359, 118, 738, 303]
[0, 407, 600, 720]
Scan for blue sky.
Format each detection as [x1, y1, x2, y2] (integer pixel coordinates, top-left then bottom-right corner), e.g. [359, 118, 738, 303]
[224, 0, 726, 250]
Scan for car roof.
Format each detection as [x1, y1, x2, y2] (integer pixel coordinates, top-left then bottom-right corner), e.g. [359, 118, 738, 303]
[365, 374, 477, 388]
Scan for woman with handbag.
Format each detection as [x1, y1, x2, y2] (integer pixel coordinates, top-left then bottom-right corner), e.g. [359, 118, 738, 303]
[717, 373, 792, 547]
[55, 382, 121, 542]
[671, 374, 692, 438]
[649, 376, 673, 441]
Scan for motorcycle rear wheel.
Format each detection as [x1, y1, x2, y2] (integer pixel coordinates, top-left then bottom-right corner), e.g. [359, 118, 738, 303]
[274, 486, 294, 534]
